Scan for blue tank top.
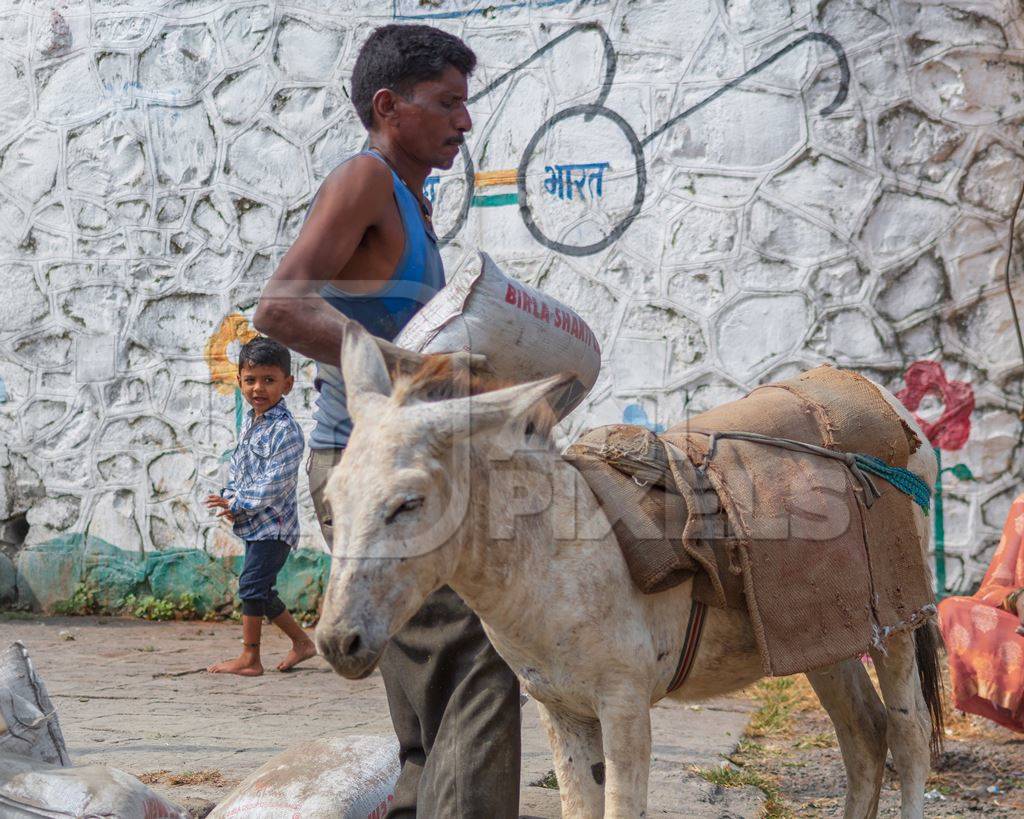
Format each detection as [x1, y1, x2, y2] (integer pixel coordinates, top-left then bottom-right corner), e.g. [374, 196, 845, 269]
[309, 151, 446, 450]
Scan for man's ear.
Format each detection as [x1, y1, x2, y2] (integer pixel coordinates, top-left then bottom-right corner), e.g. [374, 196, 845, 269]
[340, 324, 392, 420]
[371, 88, 401, 127]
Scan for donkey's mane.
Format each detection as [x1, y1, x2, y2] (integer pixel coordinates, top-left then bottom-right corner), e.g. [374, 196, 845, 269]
[392, 355, 559, 439]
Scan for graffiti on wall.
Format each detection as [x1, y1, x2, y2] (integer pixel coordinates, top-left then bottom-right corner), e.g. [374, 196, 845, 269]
[204, 313, 258, 438]
[427, 23, 849, 255]
[897, 361, 978, 595]
[3, 0, 1024, 609]
[394, 0, 579, 20]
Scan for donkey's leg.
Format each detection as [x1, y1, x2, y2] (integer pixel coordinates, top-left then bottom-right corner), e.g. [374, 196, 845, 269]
[536, 701, 605, 819]
[869, 631, 931, 819]
[597, 695, 652, 818]
[806, 658, 888, 818]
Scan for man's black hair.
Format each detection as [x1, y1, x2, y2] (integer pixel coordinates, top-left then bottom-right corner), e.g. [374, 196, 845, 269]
[351, 24, 476, 130]
[238, 336, 291, 375]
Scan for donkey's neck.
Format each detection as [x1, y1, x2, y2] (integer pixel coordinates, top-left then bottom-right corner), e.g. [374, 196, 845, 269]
[450, 436, 620, 643]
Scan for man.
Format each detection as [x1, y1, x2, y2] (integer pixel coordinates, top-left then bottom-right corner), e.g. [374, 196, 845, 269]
[253, 24, 521, 818]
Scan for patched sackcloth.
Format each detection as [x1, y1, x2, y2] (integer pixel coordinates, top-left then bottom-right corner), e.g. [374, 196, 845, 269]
[565, 365, 936, 677]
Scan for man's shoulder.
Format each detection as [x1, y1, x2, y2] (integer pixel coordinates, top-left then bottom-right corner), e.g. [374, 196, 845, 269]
[303, 154, 393, 231]
[323, 153, 393, 195]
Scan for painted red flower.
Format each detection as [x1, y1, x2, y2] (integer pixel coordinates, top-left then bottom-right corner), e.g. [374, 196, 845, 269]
[896, 361, 975, 451]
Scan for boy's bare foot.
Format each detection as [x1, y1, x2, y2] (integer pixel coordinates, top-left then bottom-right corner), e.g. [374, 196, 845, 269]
[208, 654, 264, 676]
[277, 640, 317, 672]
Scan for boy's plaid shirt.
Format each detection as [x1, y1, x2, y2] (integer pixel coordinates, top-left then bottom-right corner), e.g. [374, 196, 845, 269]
[224, 401, 304, 546]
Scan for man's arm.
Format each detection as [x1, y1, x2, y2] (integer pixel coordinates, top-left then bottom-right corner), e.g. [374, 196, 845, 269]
[253, 156, 422, 370]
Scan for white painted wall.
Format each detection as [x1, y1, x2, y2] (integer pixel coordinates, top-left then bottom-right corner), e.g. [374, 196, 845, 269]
[1, 0, 1023, 595]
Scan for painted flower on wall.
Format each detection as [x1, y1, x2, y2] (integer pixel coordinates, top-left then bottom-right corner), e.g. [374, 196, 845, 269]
[205, 313, 258, 396]
[896, 360, 975, 451]
[896, 360, 977, 597]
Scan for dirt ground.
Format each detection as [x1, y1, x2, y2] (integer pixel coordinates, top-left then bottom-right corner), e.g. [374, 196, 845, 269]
[0, 614, 761, 818]
[8, 614, 1018, 817]
[719, 663, 1024, 818]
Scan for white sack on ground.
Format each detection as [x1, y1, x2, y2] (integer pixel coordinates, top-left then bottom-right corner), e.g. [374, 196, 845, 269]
[0, 752, 187, 819]
[396, 251, 601, 417]
[0, 642, 69, 766]
[208, 736, 399, 819]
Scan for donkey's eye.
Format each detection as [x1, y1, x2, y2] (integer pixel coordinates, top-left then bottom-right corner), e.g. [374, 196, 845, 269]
[385, 496, 423, 525]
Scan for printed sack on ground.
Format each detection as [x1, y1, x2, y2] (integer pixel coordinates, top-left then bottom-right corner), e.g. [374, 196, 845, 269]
[395, 251, 601, 418]
[208, 735, 399, 819]
[0, 642, 69, 766]
[0, 752, 187, 818]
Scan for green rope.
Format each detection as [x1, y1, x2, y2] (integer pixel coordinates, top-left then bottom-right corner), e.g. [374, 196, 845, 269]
[854, 454, 931, 513]
[697, 430, 933, 513]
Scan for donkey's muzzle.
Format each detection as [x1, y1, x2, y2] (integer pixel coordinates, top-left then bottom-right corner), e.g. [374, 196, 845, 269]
[315, 626, 382, 679]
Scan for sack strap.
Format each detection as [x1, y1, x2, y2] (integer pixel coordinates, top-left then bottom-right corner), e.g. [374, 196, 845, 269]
[696, 430, 931, 512]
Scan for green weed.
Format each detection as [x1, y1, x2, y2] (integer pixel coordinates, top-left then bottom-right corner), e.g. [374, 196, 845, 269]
[748, 678, 801, 737]
[530, 769, 559, 790]
[794, 731, 834, 750]
[119, 593, 201, 621]
[53, 583, 100, 616]
[0, 610, 36, 620]
[692, 763, 791, 819]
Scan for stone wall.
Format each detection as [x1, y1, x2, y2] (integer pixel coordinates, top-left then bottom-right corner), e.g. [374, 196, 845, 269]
[1, 0, 1023, 610]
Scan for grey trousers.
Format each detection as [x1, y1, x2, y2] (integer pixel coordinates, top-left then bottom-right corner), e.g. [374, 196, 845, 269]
[308, 448, 521, 818]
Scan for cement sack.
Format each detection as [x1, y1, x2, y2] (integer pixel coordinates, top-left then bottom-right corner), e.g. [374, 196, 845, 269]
[0, 752, 187, 818]
[208, 735, 399, 819]
[395, 251, 601, 418]
[0, 642, 69, 766]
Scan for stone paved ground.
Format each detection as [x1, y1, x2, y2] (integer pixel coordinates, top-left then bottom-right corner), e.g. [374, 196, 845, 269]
[0, 615, 763, 817]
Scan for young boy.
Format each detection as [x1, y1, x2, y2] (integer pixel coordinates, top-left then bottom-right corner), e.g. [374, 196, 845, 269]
[205, 336, 316, 676]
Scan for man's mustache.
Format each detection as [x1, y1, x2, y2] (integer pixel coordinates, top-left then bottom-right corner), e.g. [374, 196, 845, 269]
[445, 137, 465, 146]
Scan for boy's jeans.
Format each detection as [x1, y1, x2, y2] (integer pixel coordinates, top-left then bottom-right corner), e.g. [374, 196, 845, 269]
[238, 539, 289, 619]
[308, 448, 521, 818]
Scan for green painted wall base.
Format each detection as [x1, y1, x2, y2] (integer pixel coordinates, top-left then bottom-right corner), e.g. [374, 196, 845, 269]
[13, 535, 331, 616]
[0, 553, 15, 606]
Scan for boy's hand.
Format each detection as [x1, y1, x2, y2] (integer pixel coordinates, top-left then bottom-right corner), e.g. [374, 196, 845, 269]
[205, 495, 236, 523]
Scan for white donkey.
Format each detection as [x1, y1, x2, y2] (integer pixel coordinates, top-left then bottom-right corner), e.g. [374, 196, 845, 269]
[316, 326, 943, 819]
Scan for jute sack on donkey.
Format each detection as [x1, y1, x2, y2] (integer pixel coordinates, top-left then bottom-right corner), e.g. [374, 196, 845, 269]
[316, 327, 944, 819]
[566, 365, 938, 677]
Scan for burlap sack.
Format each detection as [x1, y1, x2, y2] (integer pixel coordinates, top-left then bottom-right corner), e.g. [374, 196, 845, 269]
[567, 366, 935, 676]
[565, 426, 696, 593]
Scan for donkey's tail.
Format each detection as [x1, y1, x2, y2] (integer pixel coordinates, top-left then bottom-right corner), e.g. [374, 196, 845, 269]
[915, 620, 945, 755]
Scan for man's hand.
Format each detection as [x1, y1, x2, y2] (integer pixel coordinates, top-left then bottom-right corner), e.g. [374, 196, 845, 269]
[378, 338, 489, 379]
[444, 348, 489, 371]
[205, 494, 235, 523]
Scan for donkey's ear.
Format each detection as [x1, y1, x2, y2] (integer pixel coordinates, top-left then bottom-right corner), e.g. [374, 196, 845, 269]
[419, 372, 576, 442]
[340, 324, 392, 417]
[471, 373, 576, 424]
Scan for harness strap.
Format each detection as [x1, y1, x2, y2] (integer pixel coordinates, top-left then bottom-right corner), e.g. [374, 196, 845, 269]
[854, 453, 931, 512]
[697, 430, 931, 512]
[666, 599, 708, 695]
